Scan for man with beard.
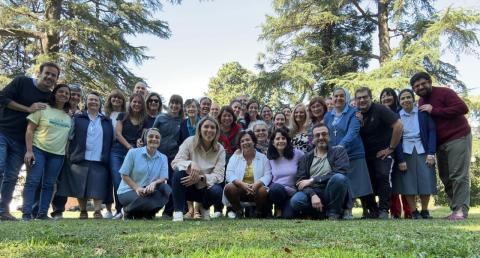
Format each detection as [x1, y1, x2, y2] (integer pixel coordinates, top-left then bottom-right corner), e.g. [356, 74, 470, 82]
[0, 62, 60, 221]
[355, 87, 403, 219]
[410, 72, 471, 220]
[290, 123, 350, 220]
[133, 82, 148, 98]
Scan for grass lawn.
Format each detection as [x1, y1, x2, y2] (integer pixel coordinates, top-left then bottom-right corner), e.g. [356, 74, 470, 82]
[0, 207, 479, 257]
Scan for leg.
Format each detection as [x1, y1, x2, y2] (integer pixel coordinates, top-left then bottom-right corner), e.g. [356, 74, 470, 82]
[290, 191, 311, 213]
[436, 146, 452, 209]
[162, 158, 175, 216]
[324, 174, 349, 218]
[390, 194, 401, 218]
[268, 183, 288, 217]
[21, 147, 46, 217]
[401, 195, 412, 218]
[172, 170, 189, 212]
[37, 153, 64, 216]
[224, 183, 244, 212]
[254, 186, 268, 217]
[202, 184, 223, 210]
[0, 134, 25, 215]
[373, 157, 393, 213]
[110, 148, 125, 214]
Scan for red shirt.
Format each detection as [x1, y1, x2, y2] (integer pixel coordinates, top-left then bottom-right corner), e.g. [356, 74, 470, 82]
[418, 86, 470, 146]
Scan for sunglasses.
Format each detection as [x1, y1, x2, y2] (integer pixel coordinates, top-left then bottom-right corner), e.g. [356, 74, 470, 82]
[148, 99, 160, 103]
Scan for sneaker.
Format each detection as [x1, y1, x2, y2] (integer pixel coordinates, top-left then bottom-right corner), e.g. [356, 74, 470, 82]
[420, 210, 433, 219]
[112, 211, 123, 220]
[36, 213, 50, 220]
[0, 212, 17, 221]
[79, 211, 88, 219]
[411, 210, 421, 219]
[102, 211, 113, 219]
[227, 211, 236, 219]
[93, 211, 103, 219]
[172, 211, 183, 222]
[211, 211, 222, 219]
[378, 210, 389, 220]
[52, 213, 63, 220]
[446, 212, 465, 221]
[200, 207, 211, 221]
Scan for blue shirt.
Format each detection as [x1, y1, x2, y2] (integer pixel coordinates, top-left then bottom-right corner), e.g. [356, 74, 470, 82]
[85, 112, 103, 161]
[117, 147, 169, 195]
[399, 107, 425, 154]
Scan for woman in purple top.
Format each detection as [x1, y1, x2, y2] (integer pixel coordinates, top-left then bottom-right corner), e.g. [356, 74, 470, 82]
[267, 128, 304, 219]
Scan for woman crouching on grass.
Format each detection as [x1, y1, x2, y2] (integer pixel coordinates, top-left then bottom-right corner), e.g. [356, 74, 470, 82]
[117, 128, 172, 219]
[22, 84, 72, 220]
[171, 116, 226, 222]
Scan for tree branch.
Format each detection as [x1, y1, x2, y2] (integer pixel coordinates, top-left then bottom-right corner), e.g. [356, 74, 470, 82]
[351, 0, 378, 24]
[0, 28, 44, 39]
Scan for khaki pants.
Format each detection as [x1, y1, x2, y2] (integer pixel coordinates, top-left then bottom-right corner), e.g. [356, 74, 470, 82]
[437, 133, 472, 213]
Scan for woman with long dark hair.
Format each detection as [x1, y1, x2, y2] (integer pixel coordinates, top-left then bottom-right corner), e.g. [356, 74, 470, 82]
[145, 92, 162, 128]
[245, 100, 260, 129]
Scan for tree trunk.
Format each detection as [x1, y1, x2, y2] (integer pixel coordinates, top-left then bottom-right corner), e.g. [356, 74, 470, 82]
[42, 0, 62, 56]
[377, 0, 391, 65]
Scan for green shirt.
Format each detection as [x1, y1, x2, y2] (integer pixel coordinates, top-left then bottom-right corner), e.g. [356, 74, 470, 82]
[309, 148, 331, 186]
[27, 105, 71, 155]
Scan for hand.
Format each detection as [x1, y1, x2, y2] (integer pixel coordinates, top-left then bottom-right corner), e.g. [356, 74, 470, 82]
[136, 138, 144, 148]
[296, 179, 313, 190]
[135, 187, 146, 197]
[419, 104, 433, 114]
[28, 102, 47, 113]
[311, 195, 323, 211]
[188, 162, 201, 177]
[24, 151, 35, 167]
[181, 174, 200, 187]
[398, 162, 407, 172]
[376, 148, 393, 160]
[426, 155, 436, 167]
[144, 182, 157, 195]
[355, 112, 363, 125]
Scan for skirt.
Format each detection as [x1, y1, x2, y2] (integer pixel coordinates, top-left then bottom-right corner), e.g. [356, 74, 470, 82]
[57, 160, 109, 200]
[346, 158, 373, 198]
[392, 149, 437, 195]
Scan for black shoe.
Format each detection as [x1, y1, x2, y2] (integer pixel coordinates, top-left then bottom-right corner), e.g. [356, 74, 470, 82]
[0, 212, 18, 221]
[378, 210, 389, 220]
[420, 210, 433, 219]
[22, 214, 32, 221]
[411, 210, 421, 219]
[36, 213, 50, 220]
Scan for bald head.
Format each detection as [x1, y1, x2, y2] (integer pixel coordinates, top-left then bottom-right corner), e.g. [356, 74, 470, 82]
[134, 82, 148, 97]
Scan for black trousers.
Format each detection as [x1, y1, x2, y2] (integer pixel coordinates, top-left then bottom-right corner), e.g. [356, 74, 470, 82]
[363, 156, 393, 213]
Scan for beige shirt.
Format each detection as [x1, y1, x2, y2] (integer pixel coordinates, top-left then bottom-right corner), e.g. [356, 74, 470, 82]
[310, 148, 331, 180]
[171, 136, 226, 188]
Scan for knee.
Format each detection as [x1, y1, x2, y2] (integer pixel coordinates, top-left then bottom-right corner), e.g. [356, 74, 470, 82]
[330, 174, 348, 186]
[256, 186, 268, 198]
[159, 183, 172, 197]
[172, 170, 187, 185]
[290, 192, 307, 211]
[224, 183, 238, 197]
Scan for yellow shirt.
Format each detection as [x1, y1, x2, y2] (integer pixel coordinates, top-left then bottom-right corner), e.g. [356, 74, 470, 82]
[27, 105, 71, 155]
[243, 163, 254, 184]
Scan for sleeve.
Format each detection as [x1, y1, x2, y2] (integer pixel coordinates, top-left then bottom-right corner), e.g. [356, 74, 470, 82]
[225, 154, 238, 183]
[339, 112, 360, 148]
[26, 109, 42, 125]
[152, 114, 161, 129]
[430, 89, 469, 118]
[426, 114, 437, 155]
[68, 117, 76, 140]
[0, 77, 22, 106]
[117, 112, 124, 121]
[205, 146, 226, 186]
[258, 155, 272, 186]
[379, 106, 399, 126]
[295, 154, 309, 183]
[119, 149, 135, 176]
[159, 155, 169, 180]
[171, 139, 192, 171]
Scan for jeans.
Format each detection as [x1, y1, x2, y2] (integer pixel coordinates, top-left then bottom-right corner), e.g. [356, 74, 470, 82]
[110, 144, 128, 213]
[162, 157, 175, 216]
[22, 146, 64, 217]
[172, 170, 223, 212]
[364, 157, 394, 212]
[290, 174, 349, 217]
[0, 132, 26, 213]
[268, 183, 296, 219]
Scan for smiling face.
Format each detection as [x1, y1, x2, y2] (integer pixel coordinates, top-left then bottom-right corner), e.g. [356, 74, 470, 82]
[313, 126, 329, 150]
[220, 110, 234, 128]
[399, 91, 414, 112]
[147, 96, 160, 112]
[355, 90, 372, 112]
[248, 103, 259, 118]
[333, 89, 346, 109]
[186, 102, 198, 118]
[200, 99, 212, 117]
[37, 66, 59, 90]
[55, 86, 71, 107]
[200, 119, 218, 143]
[294, 105, 306, 124]
[231, 101, 242, 116]
[134, 82, 147, 97]
[282, 108, 292, 120]
[261, 107, 272, 121]
[273, 132, 287, 152]
[70, 90, 82, 107]
[111, 94, 124, 109]
[86, 93, 100, 112]
[326, 98, 335, 111]
[309, 101, 325, 120]
[253, 124, 268, 142]
[240, 133, 255, 152]
[412, 78, 432, 97]
[210, 103, 220, 118]
[130, 96, 144, 113]
[274, 113, 286, 129]
[169, 101, 181, 116]
[146, 129, 161, 149]
[381, 92, 395, 108]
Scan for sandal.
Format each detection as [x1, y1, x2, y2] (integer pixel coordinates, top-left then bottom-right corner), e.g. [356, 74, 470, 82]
[93, 211, 103, 219]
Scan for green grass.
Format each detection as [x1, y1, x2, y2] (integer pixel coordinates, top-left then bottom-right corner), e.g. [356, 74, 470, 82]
[1, 207, 479, 257]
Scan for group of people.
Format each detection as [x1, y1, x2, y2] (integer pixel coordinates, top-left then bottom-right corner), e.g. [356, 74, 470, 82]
[0, 62, 472, 222]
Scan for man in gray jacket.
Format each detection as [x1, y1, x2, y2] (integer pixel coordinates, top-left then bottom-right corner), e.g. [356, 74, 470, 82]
[290, 123, 350, 220]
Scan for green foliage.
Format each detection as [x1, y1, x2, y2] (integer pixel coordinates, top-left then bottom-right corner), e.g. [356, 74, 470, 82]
[0, 0, 181, 94]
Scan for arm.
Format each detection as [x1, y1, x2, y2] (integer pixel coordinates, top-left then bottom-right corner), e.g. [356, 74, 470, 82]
[171, 139, 192, 171]
[24, 121, 38, 166]
[115, 120, 133, 150]
[258, 155, 272, 187]
[430, 90, 469, 118]
[339, 111, 361, 147]
[225, 154, 239, 183]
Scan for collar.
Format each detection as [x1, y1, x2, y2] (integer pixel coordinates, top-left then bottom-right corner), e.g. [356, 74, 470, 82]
[313, 147, 328, 158]
[400, 106, 418, 117]
[141, 146, 160, 160]
[240, 150, 261, 161]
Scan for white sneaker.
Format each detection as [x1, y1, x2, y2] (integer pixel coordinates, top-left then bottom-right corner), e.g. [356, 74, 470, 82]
[112, 211, 123, 220]
[172, 211, 184, 222]
[102, 211, 113, 219]
[227, 211, 236, 219]
[200, 208, 211, 221]
[211, 211, 222, 219]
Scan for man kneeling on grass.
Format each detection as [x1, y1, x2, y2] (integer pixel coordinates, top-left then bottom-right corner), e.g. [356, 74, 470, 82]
[290, 123, 350, 220]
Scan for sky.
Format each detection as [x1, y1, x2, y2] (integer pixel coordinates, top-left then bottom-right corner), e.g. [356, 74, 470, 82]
[128, 0, 480, 100]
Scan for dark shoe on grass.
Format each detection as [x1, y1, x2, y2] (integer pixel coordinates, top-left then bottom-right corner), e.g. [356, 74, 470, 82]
[411, 210, 421, 219]
[0, 212, 17, 221]
[79, 211, 88, 219]
[378, 210, 389, 220]
[93, 211, 103, 219]
[36, 213, 50, 220]
[420, 210, 433, 219]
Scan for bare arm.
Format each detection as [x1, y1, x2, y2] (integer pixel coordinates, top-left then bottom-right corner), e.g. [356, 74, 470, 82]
[7, 101, 46, 113]
[24, 121, 38, 166]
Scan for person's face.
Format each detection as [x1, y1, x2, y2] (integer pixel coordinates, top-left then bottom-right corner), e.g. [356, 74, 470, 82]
[146, 130, 161, 149]
[399, 92, 414, 111]
[86, 94, 100, 112]
[273, 132, 287, 152]
[200, 99, 212, 116]
[134, 83, 147, 97]
[238, 96, 248, 109]
[412, 78, 432, 97]
[210, 104, 220, 118]
[231, 102, 242, 116]
[326, 99, 335, 111]
[37, 66, 59, 89]
[333, 90, 346, 109]
[147, 96, 160, 111]
[169, 101, 181, 115]
[262, 107, 272, 121]
[248, 103, 259, 117]
[313, 126, 329, 149]
[309, 101, 325, 119]
[254, 125, 268, 142]
[111, 95, 124, 108]
[70, 90, 82, 107]
[274, 114, 286, 128]
[381, 92, 395, 108]
[220, 111, 234, 128]
[186, 103, 198, 118]
[349, 99, 357, 108]
[55, 86, 70, 105]
[294, 106, 306, 123]
[240, 133, 254, 151]
[131, 96, 143, 113]
[283, 108, 292, 120]
[200, 120, 217, 142]
[355, 91, 372, 112]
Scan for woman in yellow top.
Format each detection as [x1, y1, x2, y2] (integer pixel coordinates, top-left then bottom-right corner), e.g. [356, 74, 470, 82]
[224, 130, 272, 218]
[22, 84, 72, 220]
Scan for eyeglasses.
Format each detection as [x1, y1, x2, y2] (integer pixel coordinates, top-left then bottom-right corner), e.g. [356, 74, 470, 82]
[254, 129, 267, 132]
[148, 99, 160, 103]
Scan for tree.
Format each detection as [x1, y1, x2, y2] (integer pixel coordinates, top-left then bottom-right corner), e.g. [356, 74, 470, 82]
[0, 0, 180, 93]
[206, 62, 255, 106]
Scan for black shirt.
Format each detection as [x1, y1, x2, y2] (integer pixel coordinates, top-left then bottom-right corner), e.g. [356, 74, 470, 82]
[0, 76, 51, 143]
[116, 112, 148, 146]
[359, 103, 398, 158]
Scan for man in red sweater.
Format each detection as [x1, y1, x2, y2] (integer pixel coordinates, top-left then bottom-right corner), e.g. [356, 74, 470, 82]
[410, 72, 471, 220]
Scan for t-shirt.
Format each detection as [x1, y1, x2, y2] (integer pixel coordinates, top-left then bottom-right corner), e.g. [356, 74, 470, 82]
[243, 163, 254, 184]
[116, 112, 148, 146]
[359, 103, 398, 158]
[27, 105, 71, 155]
[0, 76, 51, 143]
[270, 149, 304, 195]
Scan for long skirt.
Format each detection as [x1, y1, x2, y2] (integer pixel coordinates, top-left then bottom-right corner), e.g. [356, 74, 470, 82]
[346, 158, 373, 198]
[57, 160, 109, 200]
[392, 149, 437, 195]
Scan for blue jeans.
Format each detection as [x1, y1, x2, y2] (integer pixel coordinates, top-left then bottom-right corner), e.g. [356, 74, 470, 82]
[268, 183, 296, 219]
[110, 144, 128, 212]
[172, 170, 223, 212]
[0, 132, 26, 213]
[290, 174, 349, 218]
[22, 146, 64, 217]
